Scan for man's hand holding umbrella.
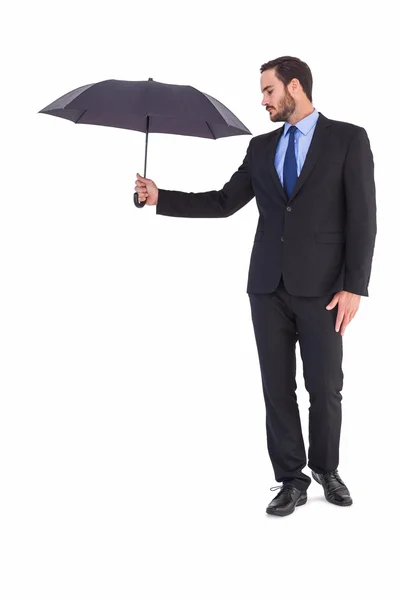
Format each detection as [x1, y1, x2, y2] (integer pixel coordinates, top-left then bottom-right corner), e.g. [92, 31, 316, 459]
[135, 173, 158, 206]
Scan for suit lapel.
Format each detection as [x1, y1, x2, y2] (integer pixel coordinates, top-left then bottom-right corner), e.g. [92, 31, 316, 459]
[266, 112, 332, 205]
[267, 125, 286, 203]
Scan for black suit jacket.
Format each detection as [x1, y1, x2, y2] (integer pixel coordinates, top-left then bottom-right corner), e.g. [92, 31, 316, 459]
[156, 112, 377, 297]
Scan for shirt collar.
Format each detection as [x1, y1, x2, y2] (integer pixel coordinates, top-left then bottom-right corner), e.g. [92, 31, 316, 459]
[283, 108, 319, 136]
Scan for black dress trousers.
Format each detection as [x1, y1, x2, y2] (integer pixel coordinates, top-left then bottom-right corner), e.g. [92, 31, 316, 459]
[248, 274, 344, 492]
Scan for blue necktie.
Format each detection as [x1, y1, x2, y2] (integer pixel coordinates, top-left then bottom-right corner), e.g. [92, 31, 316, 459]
[283, 125, 298, 199]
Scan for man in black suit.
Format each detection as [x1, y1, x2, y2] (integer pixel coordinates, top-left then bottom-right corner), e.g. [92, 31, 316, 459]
[135, 56, 377, 517]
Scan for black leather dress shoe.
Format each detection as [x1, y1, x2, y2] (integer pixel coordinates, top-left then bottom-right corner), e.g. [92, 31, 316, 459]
[312, 469, 353, 506]
[266, 483, 307, 517]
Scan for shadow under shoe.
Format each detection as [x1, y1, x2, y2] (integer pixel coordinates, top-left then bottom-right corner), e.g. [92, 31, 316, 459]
[312, 469, 353, 506]
[266, 483, 308, 517]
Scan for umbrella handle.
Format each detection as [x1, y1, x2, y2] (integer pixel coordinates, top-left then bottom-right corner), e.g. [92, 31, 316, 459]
[133, 192, 147, 208]
[134, 112, 150, 208]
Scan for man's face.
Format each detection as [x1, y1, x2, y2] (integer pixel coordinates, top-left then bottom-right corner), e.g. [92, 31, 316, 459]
[260, 69, 296, 122]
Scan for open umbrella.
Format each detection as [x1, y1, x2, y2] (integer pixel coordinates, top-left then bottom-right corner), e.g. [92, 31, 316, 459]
[38, 78, 252, 207]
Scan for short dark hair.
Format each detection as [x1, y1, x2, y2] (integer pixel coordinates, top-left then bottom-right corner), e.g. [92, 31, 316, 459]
[260, 56, 313, 102]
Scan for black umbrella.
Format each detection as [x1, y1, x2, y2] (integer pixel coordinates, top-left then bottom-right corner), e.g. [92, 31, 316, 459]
[38, 78, 252, 208]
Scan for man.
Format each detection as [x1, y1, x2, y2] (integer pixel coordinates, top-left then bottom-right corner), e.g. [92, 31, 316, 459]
[134, 56, 377, 517]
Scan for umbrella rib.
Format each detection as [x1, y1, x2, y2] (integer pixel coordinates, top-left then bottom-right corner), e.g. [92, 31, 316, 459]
[205, 121, 216, 140]
[75, 109, 87, 124]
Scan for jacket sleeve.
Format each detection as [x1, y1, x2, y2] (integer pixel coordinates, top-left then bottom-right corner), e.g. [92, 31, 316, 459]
[343, 127, 377, 296]
[155, 139, 255, 218]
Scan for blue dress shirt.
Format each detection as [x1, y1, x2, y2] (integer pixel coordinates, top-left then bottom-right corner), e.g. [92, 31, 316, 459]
[274, 108, 320, 185]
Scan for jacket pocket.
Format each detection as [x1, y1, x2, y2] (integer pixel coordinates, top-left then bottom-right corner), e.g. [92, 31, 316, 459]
[254, 230, 264, 242]
[315, 231, 345, 244]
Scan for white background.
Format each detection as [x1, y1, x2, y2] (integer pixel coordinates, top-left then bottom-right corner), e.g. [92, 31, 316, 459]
[1, 1, 399, 598]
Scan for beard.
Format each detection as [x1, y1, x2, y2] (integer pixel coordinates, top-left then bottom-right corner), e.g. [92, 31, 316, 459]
[268, 89, 296, 122]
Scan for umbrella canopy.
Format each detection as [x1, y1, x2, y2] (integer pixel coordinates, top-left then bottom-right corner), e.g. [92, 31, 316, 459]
[38, 78, 252, 207]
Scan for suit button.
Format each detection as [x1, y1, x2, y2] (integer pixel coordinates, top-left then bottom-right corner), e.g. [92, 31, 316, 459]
[281, 236, 284, 242]
[286, 206, 292, 212]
